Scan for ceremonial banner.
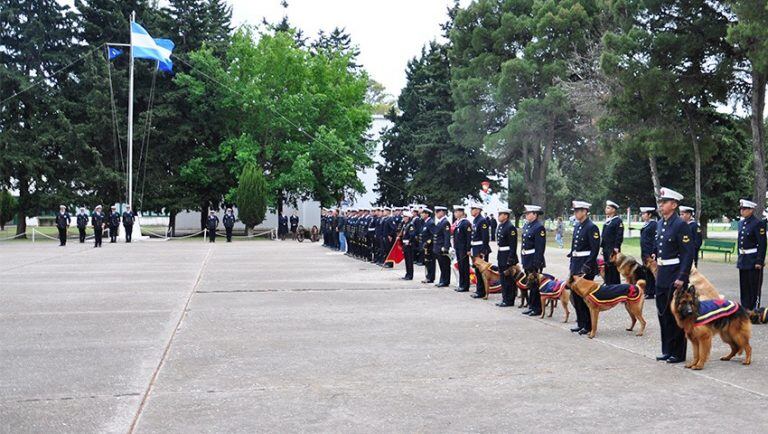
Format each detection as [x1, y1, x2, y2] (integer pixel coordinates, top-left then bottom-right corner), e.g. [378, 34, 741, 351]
[384, 238, 405, 265]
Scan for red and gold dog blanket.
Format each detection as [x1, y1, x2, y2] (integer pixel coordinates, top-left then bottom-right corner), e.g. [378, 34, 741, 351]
[538, 274, 567, 300]
[587, 283, 641, 307]
[695, 299, 740, 327]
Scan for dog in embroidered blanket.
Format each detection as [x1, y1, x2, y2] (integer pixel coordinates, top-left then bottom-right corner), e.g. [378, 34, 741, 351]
[672, 285, 752, 369]
[567, 275, 647, 339]
[536, 273, 570, 322]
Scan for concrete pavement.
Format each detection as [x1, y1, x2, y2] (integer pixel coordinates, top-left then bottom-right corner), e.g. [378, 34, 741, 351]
[0, 240, 766, 433]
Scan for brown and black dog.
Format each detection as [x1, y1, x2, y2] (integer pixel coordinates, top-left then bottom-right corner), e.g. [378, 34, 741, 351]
[567, 275, 647, 339]
[644, 258, 723, 301]
[472, 257, 500, 300]
[501, 263, 530, 308]
[536, 274, 570, 322]
[610, 251, 642, 284]
[671, 285, 752, 369]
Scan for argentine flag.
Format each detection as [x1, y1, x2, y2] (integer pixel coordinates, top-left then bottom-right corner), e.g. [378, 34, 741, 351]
[131, 22, 174, 71]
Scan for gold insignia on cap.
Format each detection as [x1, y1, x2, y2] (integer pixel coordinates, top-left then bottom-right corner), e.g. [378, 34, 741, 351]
[682, 235, 690, 243]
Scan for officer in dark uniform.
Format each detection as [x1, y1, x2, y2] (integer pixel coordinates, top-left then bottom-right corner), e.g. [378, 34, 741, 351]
[223, 208, 236, 242]
[206, 210, 219, 242]
[521, 205, 545, 316]
[361, 208, 372, 260]
[401, 213, 416, 280]
[452, 205, 472, 292]
[737, 199, 767, 310]
[654, 187, 695, 364]
[383, 208, 397, 268]
[412, 207, 424, 266]
[601, 200, 624, 284]
[369, 208, 380, 262]
[122, 205, 135, 243]
[76, 207, 89, 243]
[679, 206, 703, 266]
[433, 206, 452, 287]
[91, 205, 105, 248]
[639, 206, 658, 299]
[495, 207, 518, 307]
[278, 214, 289, 240]
[108, 206, 120, 243]
[55, 205, 71, 246]
[421, 208, 436, 283]
[290, 212, 299, 240]
[489, 214, 498, 242]
[470, 204, 491, 299]
[567, 201, 601, 335]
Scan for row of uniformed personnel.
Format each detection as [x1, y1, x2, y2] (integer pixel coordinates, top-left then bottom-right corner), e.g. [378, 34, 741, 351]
[54, 204, 136, 247]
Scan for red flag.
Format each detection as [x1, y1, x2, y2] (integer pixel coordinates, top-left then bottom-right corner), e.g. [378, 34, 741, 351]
[384, 238, 405, 265]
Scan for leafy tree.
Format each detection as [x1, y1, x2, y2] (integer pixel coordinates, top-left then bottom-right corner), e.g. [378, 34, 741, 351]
[726, 0, 768, 210]
[236, 162, 268, 233]
[0, 190, 17, 231]
[375, 107, 414, 205]
[366, 79, 395, 116]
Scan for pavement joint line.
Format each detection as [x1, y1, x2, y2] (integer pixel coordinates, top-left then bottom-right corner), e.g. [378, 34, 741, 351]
[0, 309, 175, 317]
[0, 245, 94, 275]
[8, 392, 142, 404]
[529, 311, 768, 398]
[194, 287, 433, 293]
[127, 246, 214, 434]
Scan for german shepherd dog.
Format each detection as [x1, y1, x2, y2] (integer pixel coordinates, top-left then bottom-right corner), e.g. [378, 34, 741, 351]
[472, 257, 500, 300]
[671, 285, 752, 369]
[535, 273, 570, 322]
[644, 258, 723, 301]
[567, 275, 647, 339]
[749, 307, 768, 324]
[610, 251, 642, 284]
[500, 263, 530, 308]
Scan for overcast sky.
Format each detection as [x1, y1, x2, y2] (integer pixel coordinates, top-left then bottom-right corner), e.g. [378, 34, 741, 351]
[230, 0, 469, 98]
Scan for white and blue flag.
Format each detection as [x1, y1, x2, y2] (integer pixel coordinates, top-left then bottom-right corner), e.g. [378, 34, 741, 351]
[130, 22, 174, 71]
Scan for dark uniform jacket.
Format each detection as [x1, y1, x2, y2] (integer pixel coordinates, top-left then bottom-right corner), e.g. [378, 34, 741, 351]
[109, 211, 121, 228]
[122, 211, 134, 227]
[412, 216, 423, 245]
[569, 218, 600, 275]
[496, 220, 518, 267]
[688, 220, 703, 257]
[521, 219, 546, 270]
[76, 213, 88, 229]
[737, 215, 767, 270]
[91, 211, 105, 228]
[55, 212, 71, 229]
[640, 220, 657, 261]
[601, 215, 624, 260]
[432, 217, 451, 254]
[421, 217, 434, 251]
[471, 215, 491, 257]
[223, 213, 236, 229]
[206, 215, 219, 230]
[290, 215, 299, 230]
[654, 213, 695, 288]
[402, 220, 417, 248]
[453, 218, 472, 254]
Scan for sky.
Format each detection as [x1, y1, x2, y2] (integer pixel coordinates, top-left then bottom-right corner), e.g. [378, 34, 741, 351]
[230, 0, 469, 98]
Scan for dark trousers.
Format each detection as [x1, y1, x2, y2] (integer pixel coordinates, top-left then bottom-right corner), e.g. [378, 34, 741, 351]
[225, 227, 233, 242]
[740, 268, 763, 310]
[208, 229, 216, 242]
[124, 225, 132, 243]
[656, 286, 687, 359]
[473, 259, 486, 296]
[457, 254, 470, 290]
[404, 245, 414, 278]
[499, 264, 516, 304]
[57, 227, 67, 246]
[527, 268, 542, 313]
[604, 262, 621, 284]
[571, 272, 596, 330]
[78, 227, 86, 243]
[436, 252, 451, 285]
[94, 228, 103, 247]
[424, 251, 436, 281]
[110, 225, 118, 242]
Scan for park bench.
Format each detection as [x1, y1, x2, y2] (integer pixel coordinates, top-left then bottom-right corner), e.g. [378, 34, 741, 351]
[699, 239, 736, 262]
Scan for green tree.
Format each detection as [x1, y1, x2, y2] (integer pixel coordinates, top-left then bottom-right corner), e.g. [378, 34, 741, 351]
[0, 190, 17, 231]
[236, 162, 268, 234]
[727, 0, 768, 210]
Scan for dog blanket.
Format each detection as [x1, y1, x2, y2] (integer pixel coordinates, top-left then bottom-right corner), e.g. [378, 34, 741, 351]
[695, 299, 740, 327]
[587, 283, 641, 307]
[538, 274, 566, 300]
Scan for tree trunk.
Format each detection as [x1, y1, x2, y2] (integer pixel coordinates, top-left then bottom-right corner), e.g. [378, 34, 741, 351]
[648, 154, 661, 203]
[200, 203, 208, 231]
[685, 108, 704, 237]
[169, 210, 177, 237]
[751, 69, 767, 210]
[15, 178, 28, 238]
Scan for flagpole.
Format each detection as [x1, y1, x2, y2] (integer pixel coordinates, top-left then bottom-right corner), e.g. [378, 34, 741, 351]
[127, 10, 135, 210]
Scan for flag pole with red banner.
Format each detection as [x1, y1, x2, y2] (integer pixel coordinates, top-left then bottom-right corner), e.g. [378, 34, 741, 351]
[384, 237, 405, 266]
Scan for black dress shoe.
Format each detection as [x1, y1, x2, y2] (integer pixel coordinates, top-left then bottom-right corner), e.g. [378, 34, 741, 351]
[528, 311, 542, 316]
[401, 276, 413, 280]
[522, 309, 533, 315]
[578, 328, 589, 335]
[436, 283, 449, 288]
[455, 288, 469, 292]
[645, 294, 655, 299]
[470, 293, 484, 299]
[666, 356, 685, 364]
[656, 354, 670, 361]
[421, 280, 434, 284]
[570, 326, 582, 333]
[496, 302, 512, 307]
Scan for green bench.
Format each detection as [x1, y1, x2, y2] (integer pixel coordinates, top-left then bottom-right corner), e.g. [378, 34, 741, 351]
[699, 240, 736, 262]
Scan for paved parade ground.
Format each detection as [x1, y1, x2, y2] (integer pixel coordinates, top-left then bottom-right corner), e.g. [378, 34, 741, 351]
[1, 239, 767, 433]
